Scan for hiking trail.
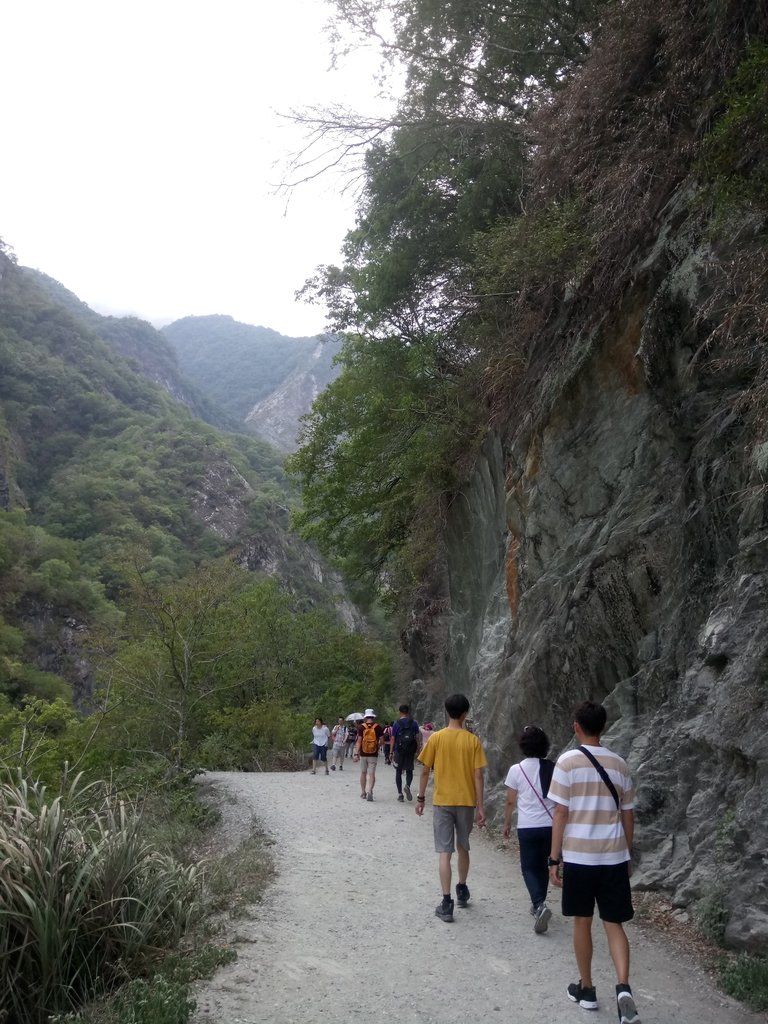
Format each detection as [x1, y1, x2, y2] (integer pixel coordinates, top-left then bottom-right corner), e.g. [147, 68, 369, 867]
[192, 768, 759, 1024]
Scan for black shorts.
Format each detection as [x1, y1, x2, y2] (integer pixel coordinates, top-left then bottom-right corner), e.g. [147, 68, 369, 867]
[561, 862, 634, 923]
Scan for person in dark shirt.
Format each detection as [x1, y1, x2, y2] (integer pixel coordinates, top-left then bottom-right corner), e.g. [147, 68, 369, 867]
[391, 704, 421, 802]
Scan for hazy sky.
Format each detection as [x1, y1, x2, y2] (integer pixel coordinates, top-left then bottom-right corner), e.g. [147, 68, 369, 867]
[0, 1, 391, 336]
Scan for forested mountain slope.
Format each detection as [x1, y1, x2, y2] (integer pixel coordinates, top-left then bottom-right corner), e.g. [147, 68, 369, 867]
[163, 315, 341, 449]
[0, 244, 387, 779]
[20, 268, 232, 428]
[288, 0, 768, 952]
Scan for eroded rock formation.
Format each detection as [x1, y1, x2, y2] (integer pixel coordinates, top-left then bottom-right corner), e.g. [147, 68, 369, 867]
[408, 191, 768, 950]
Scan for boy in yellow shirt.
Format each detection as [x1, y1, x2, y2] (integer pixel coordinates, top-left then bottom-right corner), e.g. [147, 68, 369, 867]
[415, 693, 487, 922]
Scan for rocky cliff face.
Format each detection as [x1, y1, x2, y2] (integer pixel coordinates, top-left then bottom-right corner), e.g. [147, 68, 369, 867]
[408, 190, 768, 950]
[244, 340, 341, 452]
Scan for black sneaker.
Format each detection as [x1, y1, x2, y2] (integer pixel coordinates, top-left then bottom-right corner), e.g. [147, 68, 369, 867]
[404, 784, 412, 800]
[435, 898, 454, 922]
[455, 882, 470, 908]
[397, 793, 405, 802]
[616, 986, 640, 1024]
[567, 982, 598, 1010]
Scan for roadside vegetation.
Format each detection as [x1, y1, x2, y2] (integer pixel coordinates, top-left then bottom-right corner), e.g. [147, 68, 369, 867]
[0, 770, 217, 1024]
[0, 221, 393, 1021]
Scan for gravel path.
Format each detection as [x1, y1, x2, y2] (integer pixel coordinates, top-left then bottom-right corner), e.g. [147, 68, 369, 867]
[192, 766, 760, 1024]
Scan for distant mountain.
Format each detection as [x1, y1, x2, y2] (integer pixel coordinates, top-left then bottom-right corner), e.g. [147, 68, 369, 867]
[0, 249, 362, 708]
[21, 269, 233, 430]
[163, 315, 341, 451]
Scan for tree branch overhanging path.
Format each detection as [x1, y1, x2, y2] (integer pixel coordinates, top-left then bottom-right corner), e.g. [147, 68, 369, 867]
[191, 771, 758, 1024]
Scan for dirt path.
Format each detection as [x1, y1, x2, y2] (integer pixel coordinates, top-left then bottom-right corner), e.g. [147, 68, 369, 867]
[192, 766, 760, 1024]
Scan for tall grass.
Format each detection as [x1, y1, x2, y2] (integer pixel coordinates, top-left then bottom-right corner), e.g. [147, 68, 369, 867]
[0, 772, 200, 1024]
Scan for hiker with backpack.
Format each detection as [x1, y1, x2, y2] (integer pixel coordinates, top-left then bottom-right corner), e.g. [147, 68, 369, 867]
[352, 709, 384, 801]
[391, 704, 421, 802]
[502, 726, 557, 934]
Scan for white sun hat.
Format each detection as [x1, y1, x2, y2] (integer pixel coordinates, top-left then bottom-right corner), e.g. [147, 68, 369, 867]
[363, 708, 376, 719]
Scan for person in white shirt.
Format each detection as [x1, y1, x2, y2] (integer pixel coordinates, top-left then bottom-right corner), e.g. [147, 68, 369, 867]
[503, 726, 556, 934]
[330, 718, 347, 771]
[311, 717, 332, 775]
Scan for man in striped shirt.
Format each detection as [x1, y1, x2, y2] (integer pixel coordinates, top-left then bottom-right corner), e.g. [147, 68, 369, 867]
[548, 701, 640, 1024]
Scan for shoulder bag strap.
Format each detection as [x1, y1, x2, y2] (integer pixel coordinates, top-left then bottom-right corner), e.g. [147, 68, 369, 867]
[578, 745, 621, 811]
[519, 764, 553, 819]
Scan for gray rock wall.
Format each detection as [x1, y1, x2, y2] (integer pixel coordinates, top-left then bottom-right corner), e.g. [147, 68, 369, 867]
[411, 198, 768, 950]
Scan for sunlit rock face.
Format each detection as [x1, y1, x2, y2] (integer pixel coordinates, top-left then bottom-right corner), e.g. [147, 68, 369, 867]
[408, 197, 768, 951]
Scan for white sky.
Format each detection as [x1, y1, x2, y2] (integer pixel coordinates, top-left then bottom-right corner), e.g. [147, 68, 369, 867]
[0, 1, 392, 336]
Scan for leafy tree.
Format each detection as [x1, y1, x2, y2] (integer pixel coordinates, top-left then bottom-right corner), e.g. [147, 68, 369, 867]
[0, 696, 78, 779]
[91, 561, 390, 770]
[288, 332, 483, 591]
[92, 562, 252, 769]
[287, 0, 609, 598]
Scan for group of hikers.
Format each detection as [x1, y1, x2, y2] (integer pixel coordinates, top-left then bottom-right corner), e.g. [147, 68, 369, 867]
[312, 694, 639, 1024]
[310, 709, 434, 797]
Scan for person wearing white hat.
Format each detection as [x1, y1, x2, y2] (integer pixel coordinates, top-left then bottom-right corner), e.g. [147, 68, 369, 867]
[353, 709, 384, 801]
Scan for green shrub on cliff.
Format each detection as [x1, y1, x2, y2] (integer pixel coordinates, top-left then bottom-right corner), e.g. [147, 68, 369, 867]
[288, 331, 484, 595]
[700, 41, 768, 219]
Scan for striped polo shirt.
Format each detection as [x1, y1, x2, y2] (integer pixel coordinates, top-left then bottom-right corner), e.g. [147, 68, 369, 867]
[548, 745, 634, 866]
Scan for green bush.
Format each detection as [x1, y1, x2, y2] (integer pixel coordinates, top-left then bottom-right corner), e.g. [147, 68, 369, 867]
[694, 887, 729, 945]
[0, 772, 200, 1024]
[700, 41, 768, 220]
[204, 825, 276, 918]
[720, 953, 768, 1012]
[110, 975, 196, 1024]
[473, 198, 591, 290]
[155, 943, 237, 984]
[199, 701, 308, 771]
[58, 975, 197, 1024]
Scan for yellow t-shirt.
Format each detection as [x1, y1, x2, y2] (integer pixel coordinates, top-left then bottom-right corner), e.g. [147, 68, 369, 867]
[417, 727, 487, 806]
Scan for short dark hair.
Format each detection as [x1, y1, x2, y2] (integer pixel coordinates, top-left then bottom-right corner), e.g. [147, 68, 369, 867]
[574, 701, 607, 736]
[519, 726, 549, 758]
[399, 704, 410, 714]
[444, 693, 470, 720]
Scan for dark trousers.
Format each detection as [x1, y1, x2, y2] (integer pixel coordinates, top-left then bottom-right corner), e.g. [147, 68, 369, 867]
[394, 760, 414, 794]
[518, 826, 552, 909]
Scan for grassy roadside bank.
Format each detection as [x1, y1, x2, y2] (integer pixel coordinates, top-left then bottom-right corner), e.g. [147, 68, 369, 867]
[0, 769, 276, 1024]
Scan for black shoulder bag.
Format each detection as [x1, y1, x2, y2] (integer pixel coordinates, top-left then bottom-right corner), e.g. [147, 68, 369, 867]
[578, 746, 620, 810]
